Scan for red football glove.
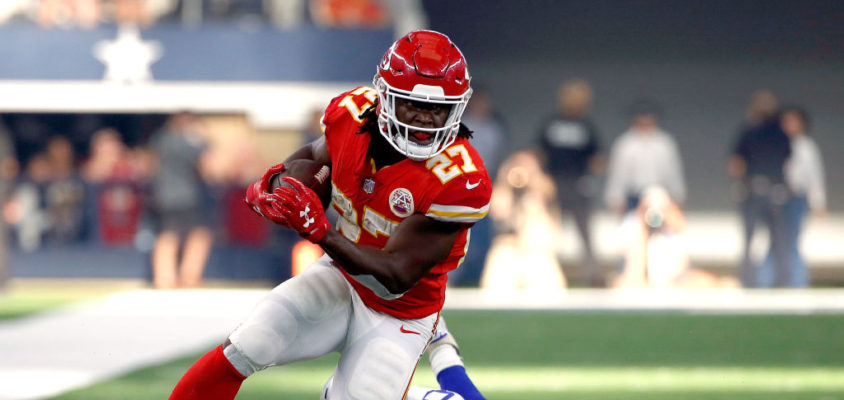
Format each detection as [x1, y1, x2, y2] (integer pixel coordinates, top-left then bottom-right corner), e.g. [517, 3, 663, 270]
[271, 176, 331, 243]
[244, 163, 289, 226]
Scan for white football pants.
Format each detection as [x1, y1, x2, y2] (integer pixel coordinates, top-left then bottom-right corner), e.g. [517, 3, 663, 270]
[225, 255, 437, 400]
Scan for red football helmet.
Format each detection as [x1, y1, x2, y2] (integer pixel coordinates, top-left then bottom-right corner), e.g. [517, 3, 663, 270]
[373, 30, 472, 161]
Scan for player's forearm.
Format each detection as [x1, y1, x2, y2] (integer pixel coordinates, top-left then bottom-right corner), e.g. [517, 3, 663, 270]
[283, 145, 316, 164]
[318, 230, 419, 294]
[283, 137, 330, 165]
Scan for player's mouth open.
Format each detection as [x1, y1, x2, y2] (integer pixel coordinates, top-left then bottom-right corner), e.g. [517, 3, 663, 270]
[409, 131, 434, 145]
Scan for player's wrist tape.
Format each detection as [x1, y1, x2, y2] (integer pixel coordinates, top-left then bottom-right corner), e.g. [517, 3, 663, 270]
[429, 342, 464, 375]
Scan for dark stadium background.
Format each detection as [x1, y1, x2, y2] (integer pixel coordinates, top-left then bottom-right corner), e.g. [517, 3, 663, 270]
[425, 0, 844, 211]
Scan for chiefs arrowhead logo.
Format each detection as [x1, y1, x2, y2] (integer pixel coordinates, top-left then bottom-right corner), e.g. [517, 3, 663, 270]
[389, 188, 414, 218]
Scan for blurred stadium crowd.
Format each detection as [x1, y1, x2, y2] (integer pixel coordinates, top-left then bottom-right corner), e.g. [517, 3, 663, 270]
[477, 84, 826, 292]
[0, 0, 836, 292]
[0, 87, 828, 292]
[0, 0, 425, 32]
[0, 111, 285, 285]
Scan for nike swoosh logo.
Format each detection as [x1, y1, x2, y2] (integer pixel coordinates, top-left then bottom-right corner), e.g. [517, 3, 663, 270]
[400, 325, 421, 335]
[466, 180, 481, 190]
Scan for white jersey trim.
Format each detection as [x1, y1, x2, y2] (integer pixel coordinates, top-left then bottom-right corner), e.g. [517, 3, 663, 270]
[425, 203, 490, 223]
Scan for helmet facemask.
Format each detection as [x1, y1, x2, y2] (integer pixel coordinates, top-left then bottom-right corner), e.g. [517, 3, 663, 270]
[374, 76, 472, 161]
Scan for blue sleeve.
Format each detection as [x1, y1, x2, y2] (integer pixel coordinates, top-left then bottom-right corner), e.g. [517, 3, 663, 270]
[436, 365, 486, 400]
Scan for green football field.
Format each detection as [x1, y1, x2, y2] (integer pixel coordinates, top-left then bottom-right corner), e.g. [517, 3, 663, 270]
[0, 283, 123, 321]
[50, 310, 844, 400]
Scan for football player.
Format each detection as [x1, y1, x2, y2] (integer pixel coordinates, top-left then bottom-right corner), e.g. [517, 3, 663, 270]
[169, 30, 491, 400]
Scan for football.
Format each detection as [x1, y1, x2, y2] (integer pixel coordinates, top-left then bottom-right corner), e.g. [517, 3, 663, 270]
[270, 159, 332, 207]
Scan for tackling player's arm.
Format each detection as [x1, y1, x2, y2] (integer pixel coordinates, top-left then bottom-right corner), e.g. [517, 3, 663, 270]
[319, 214, 463, 295]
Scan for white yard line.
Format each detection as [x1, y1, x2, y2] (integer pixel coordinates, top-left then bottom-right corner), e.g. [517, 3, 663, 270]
[0, 290, 265, 400]
[1, 288, 844, 399]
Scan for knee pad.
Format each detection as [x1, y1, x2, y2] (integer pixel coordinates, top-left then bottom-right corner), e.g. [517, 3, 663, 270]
[226, 300, 298, 377]
[346, 338, 413, 400]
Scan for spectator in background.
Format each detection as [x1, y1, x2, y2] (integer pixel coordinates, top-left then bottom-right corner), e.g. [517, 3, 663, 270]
[536, 79, 603, 285]
[758, 106, 826, 287]
[452, 87, 506, 286]
[8, 154, 52, 251]
[464, 88, 505, 180]
[728, 90, 779, 179]
[82, 128, 148, 246]
[150, 112, 212, 289]
[309, 0, 427, 37]
[37, 0, 102, 29]
[7, 136, 86, 250]
[82, 128, 133, 182]
[612, 186, 735, 289]
[221, 148, 272, 247]
[310, 0, 389, 28]
[604, 99, 685, 213]
[43, 136, 86, 244]
[113, 0, 168, 26]
[47, 136, 76, 178]
[728, 91, 791, 287]
[35, 0, 175, 28]
[264, 0, 307, 29]
[481, 151, 566, 292]
[0, 121, 18, 288]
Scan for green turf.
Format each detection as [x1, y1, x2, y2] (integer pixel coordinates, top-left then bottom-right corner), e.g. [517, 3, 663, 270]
[51, 311, 844, 400]
[0, 285, 115, 321]
[445, 311, 844, 367]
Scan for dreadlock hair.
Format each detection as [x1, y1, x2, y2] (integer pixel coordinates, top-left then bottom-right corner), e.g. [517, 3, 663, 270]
[357, 100, 474, 139]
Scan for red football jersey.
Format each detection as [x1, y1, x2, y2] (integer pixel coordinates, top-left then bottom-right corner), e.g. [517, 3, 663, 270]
[322, 86, 492, 319]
